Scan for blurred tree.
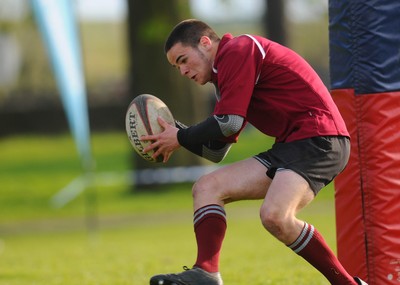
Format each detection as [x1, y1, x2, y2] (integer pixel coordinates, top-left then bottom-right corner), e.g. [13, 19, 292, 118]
[263, 0, 287, 46]
[0, 5, 57, 103]
[126, 0, 207, 186]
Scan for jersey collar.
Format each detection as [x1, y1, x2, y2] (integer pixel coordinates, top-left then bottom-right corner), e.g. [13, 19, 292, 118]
[211, 33, 234, 83]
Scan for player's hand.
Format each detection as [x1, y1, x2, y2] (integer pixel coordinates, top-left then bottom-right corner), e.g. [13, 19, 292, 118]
[141, 117, 180, 163]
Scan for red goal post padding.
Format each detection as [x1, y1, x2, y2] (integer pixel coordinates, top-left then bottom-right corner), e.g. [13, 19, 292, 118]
[332, 89, 400, 284]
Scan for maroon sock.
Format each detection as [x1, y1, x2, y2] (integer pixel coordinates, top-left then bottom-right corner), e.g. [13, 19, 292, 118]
[288, 223, 356, 285]
[193, 204, 227, 273]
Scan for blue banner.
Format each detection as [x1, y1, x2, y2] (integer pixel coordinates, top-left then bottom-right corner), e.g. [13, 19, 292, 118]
[31, 0, 92, 169]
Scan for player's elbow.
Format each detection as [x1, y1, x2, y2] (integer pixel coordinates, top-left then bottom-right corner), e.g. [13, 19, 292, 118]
[214, 114, 244, 137]
[225, 122, 242, 136]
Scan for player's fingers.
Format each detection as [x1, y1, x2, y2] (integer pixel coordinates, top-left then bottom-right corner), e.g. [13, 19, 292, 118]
[157, 116, 169, 129]
[151, 147, 164, 160]
[157, 116, 165, 124]
[140, 134, 156, 141]
[149, 142, 171, 162]
[162, 150, 172, 163]
[163, 154, 169, 163]
[142, 140, 158, 153]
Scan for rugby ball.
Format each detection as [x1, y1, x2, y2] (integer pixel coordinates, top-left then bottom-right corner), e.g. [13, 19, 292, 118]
[125, 94, 175, 163]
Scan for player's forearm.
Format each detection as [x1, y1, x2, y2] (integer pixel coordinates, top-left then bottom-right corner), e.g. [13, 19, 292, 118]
[201, 141, 232, 163]
[177, 114, 244, 145]
[174, 119, 234, 163]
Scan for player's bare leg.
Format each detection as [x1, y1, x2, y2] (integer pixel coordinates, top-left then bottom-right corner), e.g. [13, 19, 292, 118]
[261, 170, 358, 285]
[150, 158, 270, 285]
[192, 157, 271, 210]
[259, 169, 314, 244]
[150, 159, 362, 284]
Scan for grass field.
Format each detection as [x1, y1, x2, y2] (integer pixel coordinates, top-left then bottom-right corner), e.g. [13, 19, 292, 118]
[0, 130, 336, 284]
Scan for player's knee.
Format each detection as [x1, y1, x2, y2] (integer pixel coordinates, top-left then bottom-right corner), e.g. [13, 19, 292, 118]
[192, 173, 219, 200]
[192, 174, 213, 198]
[260, 207, 287, 238]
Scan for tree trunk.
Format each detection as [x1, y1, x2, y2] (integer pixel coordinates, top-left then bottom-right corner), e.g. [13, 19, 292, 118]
[264, 0, 287, 46]
[126, 0, 207, 187]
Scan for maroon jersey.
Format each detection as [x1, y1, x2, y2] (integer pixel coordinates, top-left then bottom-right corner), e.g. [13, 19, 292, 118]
[211, 34, 349, 143]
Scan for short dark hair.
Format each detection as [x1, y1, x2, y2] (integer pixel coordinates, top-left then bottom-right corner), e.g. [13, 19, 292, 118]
[164, 19, 220, 53]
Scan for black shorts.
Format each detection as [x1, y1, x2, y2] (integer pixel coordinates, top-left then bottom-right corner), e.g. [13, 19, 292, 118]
[254, 136, 350, 195]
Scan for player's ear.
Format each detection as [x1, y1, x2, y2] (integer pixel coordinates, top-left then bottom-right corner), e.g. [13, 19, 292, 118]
[199, 36, 212, 49]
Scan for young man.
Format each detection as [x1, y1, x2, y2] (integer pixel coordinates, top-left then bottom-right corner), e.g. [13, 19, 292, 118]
[141, 19, 368, 285]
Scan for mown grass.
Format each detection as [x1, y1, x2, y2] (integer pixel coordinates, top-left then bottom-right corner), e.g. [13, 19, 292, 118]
[0, 128, 273, 223]
[0, 200, 334, 285]
[0, 130, 335, 284]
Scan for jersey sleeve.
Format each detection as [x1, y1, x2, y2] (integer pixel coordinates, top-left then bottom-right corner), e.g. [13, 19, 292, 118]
[213, 36, 264, 118]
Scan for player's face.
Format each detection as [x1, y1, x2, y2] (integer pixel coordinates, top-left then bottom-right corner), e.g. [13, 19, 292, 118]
[166, 40, 213, 85]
